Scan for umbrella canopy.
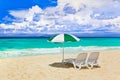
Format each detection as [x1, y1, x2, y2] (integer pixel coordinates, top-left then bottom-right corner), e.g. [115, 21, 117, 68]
[48, 33, 80, 43]
[48, 33, 80, 63]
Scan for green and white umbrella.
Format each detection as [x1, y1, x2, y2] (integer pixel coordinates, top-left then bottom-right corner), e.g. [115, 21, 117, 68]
[48, 33, 80, 62]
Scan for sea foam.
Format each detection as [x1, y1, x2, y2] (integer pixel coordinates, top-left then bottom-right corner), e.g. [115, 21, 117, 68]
[0, 46, 120, 58]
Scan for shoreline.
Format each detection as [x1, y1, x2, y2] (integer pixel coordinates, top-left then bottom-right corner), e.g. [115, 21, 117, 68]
[0, 49, 119, 58]
[0, 50, 120, 80]
[1, 47, 120, 58]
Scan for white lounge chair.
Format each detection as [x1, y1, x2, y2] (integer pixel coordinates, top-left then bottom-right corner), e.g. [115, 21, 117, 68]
[64, 53, 88, 69]
[87, 52, 99, 68]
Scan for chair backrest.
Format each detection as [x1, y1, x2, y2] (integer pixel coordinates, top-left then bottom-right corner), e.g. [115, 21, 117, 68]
[76, 53, 88, 62]
[88, 52, 99, 61]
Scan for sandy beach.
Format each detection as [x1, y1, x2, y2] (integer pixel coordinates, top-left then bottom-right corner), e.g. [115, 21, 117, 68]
[0, 50, 120, 80]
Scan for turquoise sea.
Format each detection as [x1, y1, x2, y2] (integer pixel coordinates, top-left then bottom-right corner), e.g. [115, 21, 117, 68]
[0, 37, 120, 58]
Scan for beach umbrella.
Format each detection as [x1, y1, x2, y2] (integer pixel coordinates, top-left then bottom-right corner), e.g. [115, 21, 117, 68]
[48, 33, 80, 63]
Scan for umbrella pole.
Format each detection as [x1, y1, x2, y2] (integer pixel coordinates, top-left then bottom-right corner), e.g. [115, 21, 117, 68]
[62, 42, 64, 63]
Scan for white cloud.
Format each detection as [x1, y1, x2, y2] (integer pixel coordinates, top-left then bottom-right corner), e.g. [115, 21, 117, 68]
[9, 10, 29, 18]
[0, 0, 120, 35]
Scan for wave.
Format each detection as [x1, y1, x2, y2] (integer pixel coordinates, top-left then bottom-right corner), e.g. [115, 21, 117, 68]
[0, 46, 120, 58]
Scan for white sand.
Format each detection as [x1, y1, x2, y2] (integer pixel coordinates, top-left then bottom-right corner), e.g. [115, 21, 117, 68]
[0, 50, 120, 80]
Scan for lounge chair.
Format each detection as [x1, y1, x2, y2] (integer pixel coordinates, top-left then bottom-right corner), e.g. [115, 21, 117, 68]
[87, 52, 99, 68]
[64, 53, 88, 69]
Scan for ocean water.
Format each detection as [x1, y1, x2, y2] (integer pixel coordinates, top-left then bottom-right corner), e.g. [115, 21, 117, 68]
[0, 37, 120, 58]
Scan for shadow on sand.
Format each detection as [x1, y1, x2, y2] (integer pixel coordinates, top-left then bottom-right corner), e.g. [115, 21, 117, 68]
[49, 62, 73, 68]
[49, 62, 101, 69]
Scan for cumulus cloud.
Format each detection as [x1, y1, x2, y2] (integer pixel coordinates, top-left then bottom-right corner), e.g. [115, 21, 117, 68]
[0, 0, 120, 36]
[9, 10, 29, 19]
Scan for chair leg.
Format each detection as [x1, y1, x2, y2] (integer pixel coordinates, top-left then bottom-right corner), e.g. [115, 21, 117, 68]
[86, 64, 90, 69]
[90, 63, 94, 69]
[72, 62, 77, 69]
[78, 65, 82, 70]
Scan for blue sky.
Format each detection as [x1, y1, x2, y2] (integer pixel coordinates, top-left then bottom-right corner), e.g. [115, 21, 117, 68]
[0, 0, 120, 37]
[0, 0, 57, 21]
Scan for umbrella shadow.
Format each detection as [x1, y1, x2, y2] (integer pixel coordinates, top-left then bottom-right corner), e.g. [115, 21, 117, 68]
[49, 62, 74, 68]
[49, 62, 101, 69]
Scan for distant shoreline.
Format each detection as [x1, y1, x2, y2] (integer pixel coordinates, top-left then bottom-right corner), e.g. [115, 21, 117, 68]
[0, 36, 120, 39]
